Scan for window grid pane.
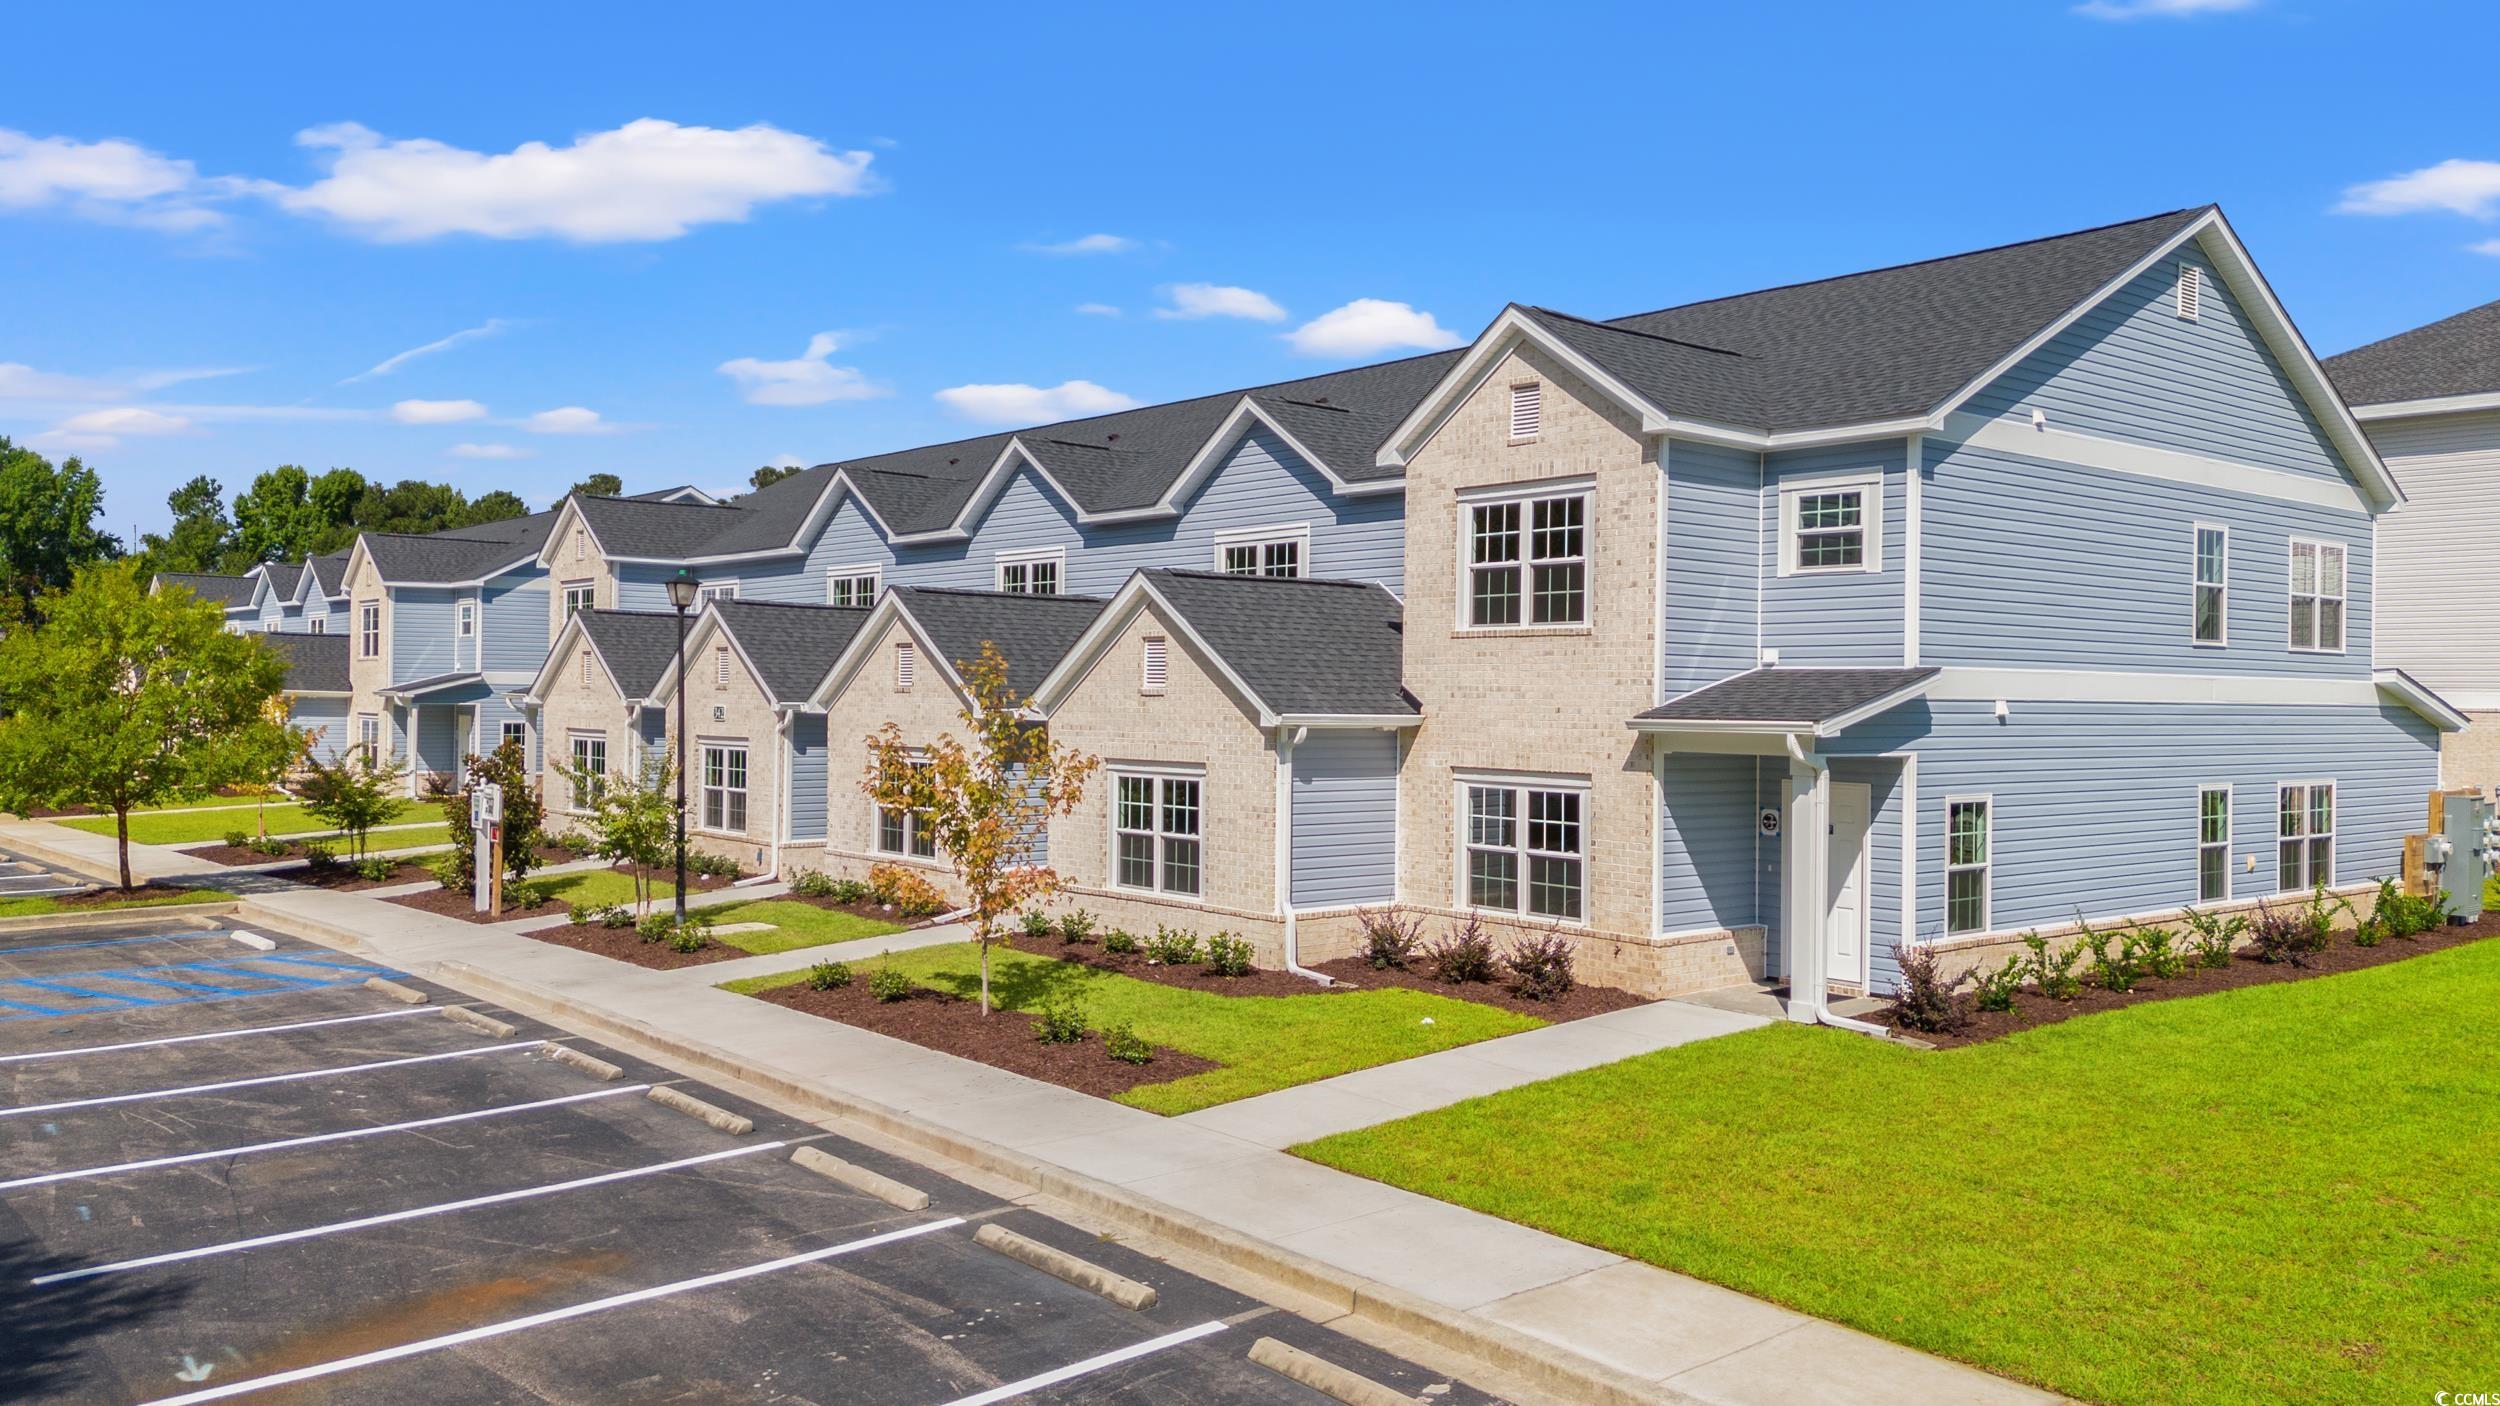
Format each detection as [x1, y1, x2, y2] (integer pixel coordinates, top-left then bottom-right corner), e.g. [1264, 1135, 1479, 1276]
[1944, 800, 1989, 935]
[1113, 774, 1203, 896]
[1464, 784, 1583, 918]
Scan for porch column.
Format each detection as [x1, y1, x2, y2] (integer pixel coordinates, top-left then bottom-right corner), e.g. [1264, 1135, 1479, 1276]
[1783, 752, 1829, 1023]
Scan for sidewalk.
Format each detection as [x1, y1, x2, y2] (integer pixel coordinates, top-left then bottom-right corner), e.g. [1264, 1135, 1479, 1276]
[222, 878, 2049, 1406]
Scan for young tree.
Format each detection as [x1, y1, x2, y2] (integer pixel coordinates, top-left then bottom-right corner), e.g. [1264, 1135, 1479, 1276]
[436, 739, 546, 889]
[140, 475, 237, 573]
[560, 750, 678, 916]
[862, 642, 1098, 1015]
[0, 564, 289, 887]
[232, 694, 314, 840]
[466, 489, 529, 525]
[0, 438, 121, 617]
[297, 749, 407, 860]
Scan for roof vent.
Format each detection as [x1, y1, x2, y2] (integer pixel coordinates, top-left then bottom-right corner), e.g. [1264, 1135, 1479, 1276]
[2176, 263, 2202, 322]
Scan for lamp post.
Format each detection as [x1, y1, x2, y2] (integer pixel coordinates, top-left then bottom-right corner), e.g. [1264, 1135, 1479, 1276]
[665, 568, 700, 924]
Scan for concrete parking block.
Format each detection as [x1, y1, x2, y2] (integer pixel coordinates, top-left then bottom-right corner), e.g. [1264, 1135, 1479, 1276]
[647, 1083, 756, 1135]
[790, 1144, 931, 1210]
[973, 1222, 1159, 1309]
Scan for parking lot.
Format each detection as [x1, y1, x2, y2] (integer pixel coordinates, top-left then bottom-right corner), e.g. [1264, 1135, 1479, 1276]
[1, 915, 1504, 1405]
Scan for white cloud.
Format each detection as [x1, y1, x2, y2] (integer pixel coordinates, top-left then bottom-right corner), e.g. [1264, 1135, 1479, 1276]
[390, 397, 488, 424]
[451, 442, 530, 459]
[1154, 283, 1287, 322]
[934, 380, 1141, 425]
[2074, 0, 2257, 17]
[274, 118, 877, 243]
[349, 318, 514, 381]
[765, 453, 805, 469]
[1020, 233, 1138, 255]
[716, 331, 890, 407]
[0, 128, 233, 231]
[0, 362, 251, 402]
[38, 406, 194, 449]
[2336, 159, 2500, 219]
[1074, 303, 1122, 317]
[2472, 240, 2500, 257]
[523, 406, 615, 434]
[1284, 299, 1465, 358]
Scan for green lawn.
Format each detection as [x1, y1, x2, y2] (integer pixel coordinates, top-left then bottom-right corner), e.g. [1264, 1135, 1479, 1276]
[698, 898, 905, 955]
[733, 944, 1545, 1115]
[1298, 940, 2500, 1406]
[0, 889, 237, 919]
[522, 868, 681, 910]
[56, 800, 430, 845]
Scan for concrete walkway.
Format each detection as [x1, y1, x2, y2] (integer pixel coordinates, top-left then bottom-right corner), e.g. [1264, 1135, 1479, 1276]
[1178, 997, 1772, 1149]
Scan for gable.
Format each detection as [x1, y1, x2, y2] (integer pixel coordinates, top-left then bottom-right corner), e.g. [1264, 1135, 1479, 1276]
[1051, 598, 1267, 735]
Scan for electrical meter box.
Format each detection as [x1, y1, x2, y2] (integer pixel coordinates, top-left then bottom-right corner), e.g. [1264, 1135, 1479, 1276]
[2427, 789, 2495, 924]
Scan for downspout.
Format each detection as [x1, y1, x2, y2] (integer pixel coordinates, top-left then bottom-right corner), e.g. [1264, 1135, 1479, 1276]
[1275, 724, 1331, 986]
[1785, 732, 1893, 1039]
[764, 708, 791, 882]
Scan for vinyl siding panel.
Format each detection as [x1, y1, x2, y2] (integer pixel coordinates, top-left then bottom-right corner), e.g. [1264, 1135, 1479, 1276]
[390, 589, 461, 682]
[2368, 409, 2500, 694]
[1966, 244, 2347, 480]
[1290, 729, 1397, 909]
[288, 696, 351, 764]
[788, 714, 829, 842]
[413, 705, 461, 782]
[1827, 757, 1904, 991]
[1657, 751, 1760, 933]
[1664, 439, 1761, 695]
[1759, 441, 1906, 666]
[1922, 438, 2375, 674]
[476, 691, 532, 772]
[481, 578, 550, 674]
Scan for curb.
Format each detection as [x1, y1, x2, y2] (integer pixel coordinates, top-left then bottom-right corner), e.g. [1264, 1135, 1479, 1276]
[427, 958, 1695, 1406]
[0, 903, 239, 935]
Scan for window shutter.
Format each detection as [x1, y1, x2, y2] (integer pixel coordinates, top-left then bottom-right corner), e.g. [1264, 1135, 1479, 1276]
[895, 641, 915, 690]
[2176, 264, 2201, 321]
[1142, 635, 1168, 692]
[715, 645, 730, 686]
[1509, 382, 1542, 440]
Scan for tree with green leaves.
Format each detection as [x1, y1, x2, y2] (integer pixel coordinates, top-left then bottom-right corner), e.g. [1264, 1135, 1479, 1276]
[436, 739, 546, 890]
[862, 642, 1098, 1014]
[353, 479, 473, 536]
[232, 693, 315, 840]
[140, 475, 237, 573]
[234, 465, 339, 564]
[466, 489, 529, 524]
[750, 464, 801, 491]
[297, 749, 407, 861]
[567, 473, 625, 500]
[561, 750, 678, 916]
[0, 437, 122, 617]
[0, 563, 291, 888]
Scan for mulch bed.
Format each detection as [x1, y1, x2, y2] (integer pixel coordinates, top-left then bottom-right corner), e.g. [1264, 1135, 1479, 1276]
[383, 859, 733, 926]
[1870, 913, 2500, 1049]
[999, 931, 1338, 997]
[521, 921, 745, 970]
[754, 979, 1217, 1100]
[24, 884, 217, 909]
[782, 891, 946, 928]
[260, 858, 440, 892]
[1309, 955, 1653, 1021]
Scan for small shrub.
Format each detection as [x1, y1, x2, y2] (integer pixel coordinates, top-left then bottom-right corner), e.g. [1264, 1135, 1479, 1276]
[827, 876, 872, 904]
[1034, 1003, 1087, 1044]
[301, 841, 339, 873]
[1019, 909, 1055, 940]
[789, 868, 839, 899]
[2247, 895, 2335, 966]
[1203, 933, 1255, 978]
[805, 960, 853, 990]
[1501, 930, 1577, 1000]
[223, 828, 251, 849]
[600, 905, 635, 930]
[2077, 916, 2138, 994]
[508, 879, 554, 910]
[1104, 1021, 1152, 1066]
[568, 901, 601, 925]
[867, 863, 946, 917]
[1102, 928, 1140, 955]
[2361, 877, 2444, 943]
[1145, 925, 1203, 966]
[2129, 925, 2186, 980]
[1969, 954, 2024, 1013]
[251, 834, 291, 858]
[1057, 908, 1096, 944]
[1426, 915, 1498, 985]
[1888, 943, 1971, 1034]
[686, 850, 742, 880]
[868, 966, 913, 1002]
[635, 911, 675, 944]
[2022, 929, 2084, 1001]
[665, 924, 709, 954]
[1356, 908, 1424, 971]
[2182, 906, 2245, 969]
[353, 856, 395, 883]
[425, 853, 464, 889]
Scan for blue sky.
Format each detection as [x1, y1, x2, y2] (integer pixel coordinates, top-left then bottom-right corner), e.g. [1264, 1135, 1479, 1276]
[5, 0, 2496, 538]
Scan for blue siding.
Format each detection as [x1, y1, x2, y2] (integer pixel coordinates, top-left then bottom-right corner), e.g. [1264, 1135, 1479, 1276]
[476, 691, 532, 771]
[1966, 244, 2348, 481]
[1290, 729, 1398, 909]
[1760, 440, 1906, 666]
[637, 707, 669, 774]
[1755, 759, 1784, 974]
[1664, 440, 1761, 696]
[1828, 757, 1905, 991]
[482, 578, 550, 674]
[1922, 437, 2374, 675]
[788, 714, 829, 842]
[289, 696, 350, 764]
[390, 588, 462, 682]
[1658, 751, 1760, 934]
[413, 705, 461, 782]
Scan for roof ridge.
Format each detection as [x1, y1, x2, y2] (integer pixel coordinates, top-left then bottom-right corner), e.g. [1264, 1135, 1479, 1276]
[1523, 305, 1749, 358]
[2324, 295, 2500, 362]
[1151, 567, 1384, 591]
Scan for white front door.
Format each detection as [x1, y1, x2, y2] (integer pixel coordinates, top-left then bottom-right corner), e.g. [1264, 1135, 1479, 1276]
[1825, 782, 1871, 989]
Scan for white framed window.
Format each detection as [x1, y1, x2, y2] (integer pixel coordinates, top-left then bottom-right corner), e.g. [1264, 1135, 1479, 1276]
[894, 641, 915, 691]
[1508, 381, 1543, 441]
[1141, 635, 1168, 693]
[358, 601, 381, 658]
[308, 616, 325, 634]
[700, 743, 749, 833]
[2277, 781, 2334, 892]
[826, 566, 880, 608]
[1458, 775, 1586, 921]
[2289, 540, 2346, 653]
[457, 599, 476, 640]
[876, 757, 935, 859]
[2176, 262, 2202, 321]
[714, 645, 731, 687]
[357, 714, 381, 761]
[1944, 796, 1992, 935]
[996, 549, 1063, 596]
[1778, 474, 1883, 576]
[2192, 524, 2228, 646]
[499, 719, 528, 757]
[569, 733, 607, 811]
[1462, 481, 1589, 629]
[561, 581, 595, 619]
[1212, 524, 1309, 578]
[1113, 770, 1202, 897]
[2197, 784, 2231, 903]
[696, 581, 739, 605]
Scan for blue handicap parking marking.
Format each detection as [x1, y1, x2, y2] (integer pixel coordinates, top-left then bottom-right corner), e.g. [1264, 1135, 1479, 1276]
[1, 978, 166, 1008]
[0, 953, 394, 1023]
[0, 932, 228, 959]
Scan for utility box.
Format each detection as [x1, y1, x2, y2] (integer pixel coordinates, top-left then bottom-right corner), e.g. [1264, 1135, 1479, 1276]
[2426, 789, 2496, 924]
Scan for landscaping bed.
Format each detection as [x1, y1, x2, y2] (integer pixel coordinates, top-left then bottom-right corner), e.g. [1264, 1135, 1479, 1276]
[0, 886, 238, 918]
[1308, 955, 1650, 1021]
[259, 857, 441, 891]
[523, 920, 748, 970]
[754, 978, 1217, 1099]
[188, 826, 457, 867]
[522, 898, 907, 968]
[999, 930, 1337, 997]
[384, 862, 733, 925]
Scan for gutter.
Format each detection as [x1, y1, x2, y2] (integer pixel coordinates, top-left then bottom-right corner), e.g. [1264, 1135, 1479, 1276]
[1273, 725, 1331, 987]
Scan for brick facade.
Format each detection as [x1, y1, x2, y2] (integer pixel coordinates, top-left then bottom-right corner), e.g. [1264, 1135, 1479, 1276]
[808, 617, 982, 888]
[2440, 713, 2500, 796]
[534, 628, 640, 827]
[681, 623, 784, 872]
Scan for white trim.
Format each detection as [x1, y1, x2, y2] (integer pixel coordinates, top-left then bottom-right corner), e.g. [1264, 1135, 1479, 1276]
[805, 594, 976, 714]
[1456, 478, 1593, 632]
[1899, 752, 1920, 950]
[2175, 261, 2202, 321]
[1508, 379, 1543, 441]
[2373, 670, 2471, 731]
[695, 739, 752, 837]
[1902, 434, 1922, 664]
[1655, 439, 1671, 702]
[2197, 780, 2233, 904]
[1377, 309, 1677, 470]
[694, 578, 740, 605]
[1776, 470, 1883, 576]
[1827, 778, 1873, 990]
[1452, 771, 1592, 926]
[825, 563, 882, 607]
[2350, 390, 2500, 421]
[994, 545, 1066, 595]
[1210, 522, 1313, 578]
[2287, 537, 2348, 654]
[1028, 573, 1280, 727]
[1925, 666, 2459, 727]
[2191, 521, 2230, 647]
[1108, 766, 1207, 900]
[2275, 778, 2336, 892]
[1944, 411, 2369, 514]
[1942, 792, 1992, 937]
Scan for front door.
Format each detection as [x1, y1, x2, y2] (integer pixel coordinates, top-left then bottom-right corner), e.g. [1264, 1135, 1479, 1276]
[1825, 782, 1871, 989]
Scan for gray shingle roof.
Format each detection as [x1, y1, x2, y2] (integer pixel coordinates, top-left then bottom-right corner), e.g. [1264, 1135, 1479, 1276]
[1635, 667, 1939, 727]
[2323, 298, 2500, 408]
[575, 609, 683, 701]
[708, 599, 875, 703]
[1141, 570, 1416, 719]
[255, 562, 304, 599]
[265, 632, 349, 693]
[306, 550, 351, 596]
[152, 572, 257, 608]
[360, 509, 559, 583]
[888, 587, 1109, 700]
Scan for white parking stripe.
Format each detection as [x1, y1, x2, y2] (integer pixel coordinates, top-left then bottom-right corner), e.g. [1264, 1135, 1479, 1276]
[0, 1041, 538, 1119]
[131, 1218, 967, 1406]
[932, 1321, 1232, 1406]
[0, 1006, 443, 1064]
[0, 1085, 646, 1191]
[31, 1141, 788, 1284]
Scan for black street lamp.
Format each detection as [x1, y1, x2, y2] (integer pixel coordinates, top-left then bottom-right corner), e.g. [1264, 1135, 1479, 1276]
[665, 567, 700, 924]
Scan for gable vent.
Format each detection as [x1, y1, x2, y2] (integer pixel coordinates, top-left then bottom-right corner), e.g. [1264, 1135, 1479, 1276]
[1142, 635, 1168, 692]
[715, 645, 730, 686]
[2176, 263, 2202, 321]
[1509, 382, 1542, 441]
[578, 652, 591, 688]
[895, 641, 915, 691]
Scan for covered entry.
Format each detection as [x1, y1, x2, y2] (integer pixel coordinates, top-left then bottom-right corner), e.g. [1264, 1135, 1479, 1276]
[380, 671, 493, 795]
